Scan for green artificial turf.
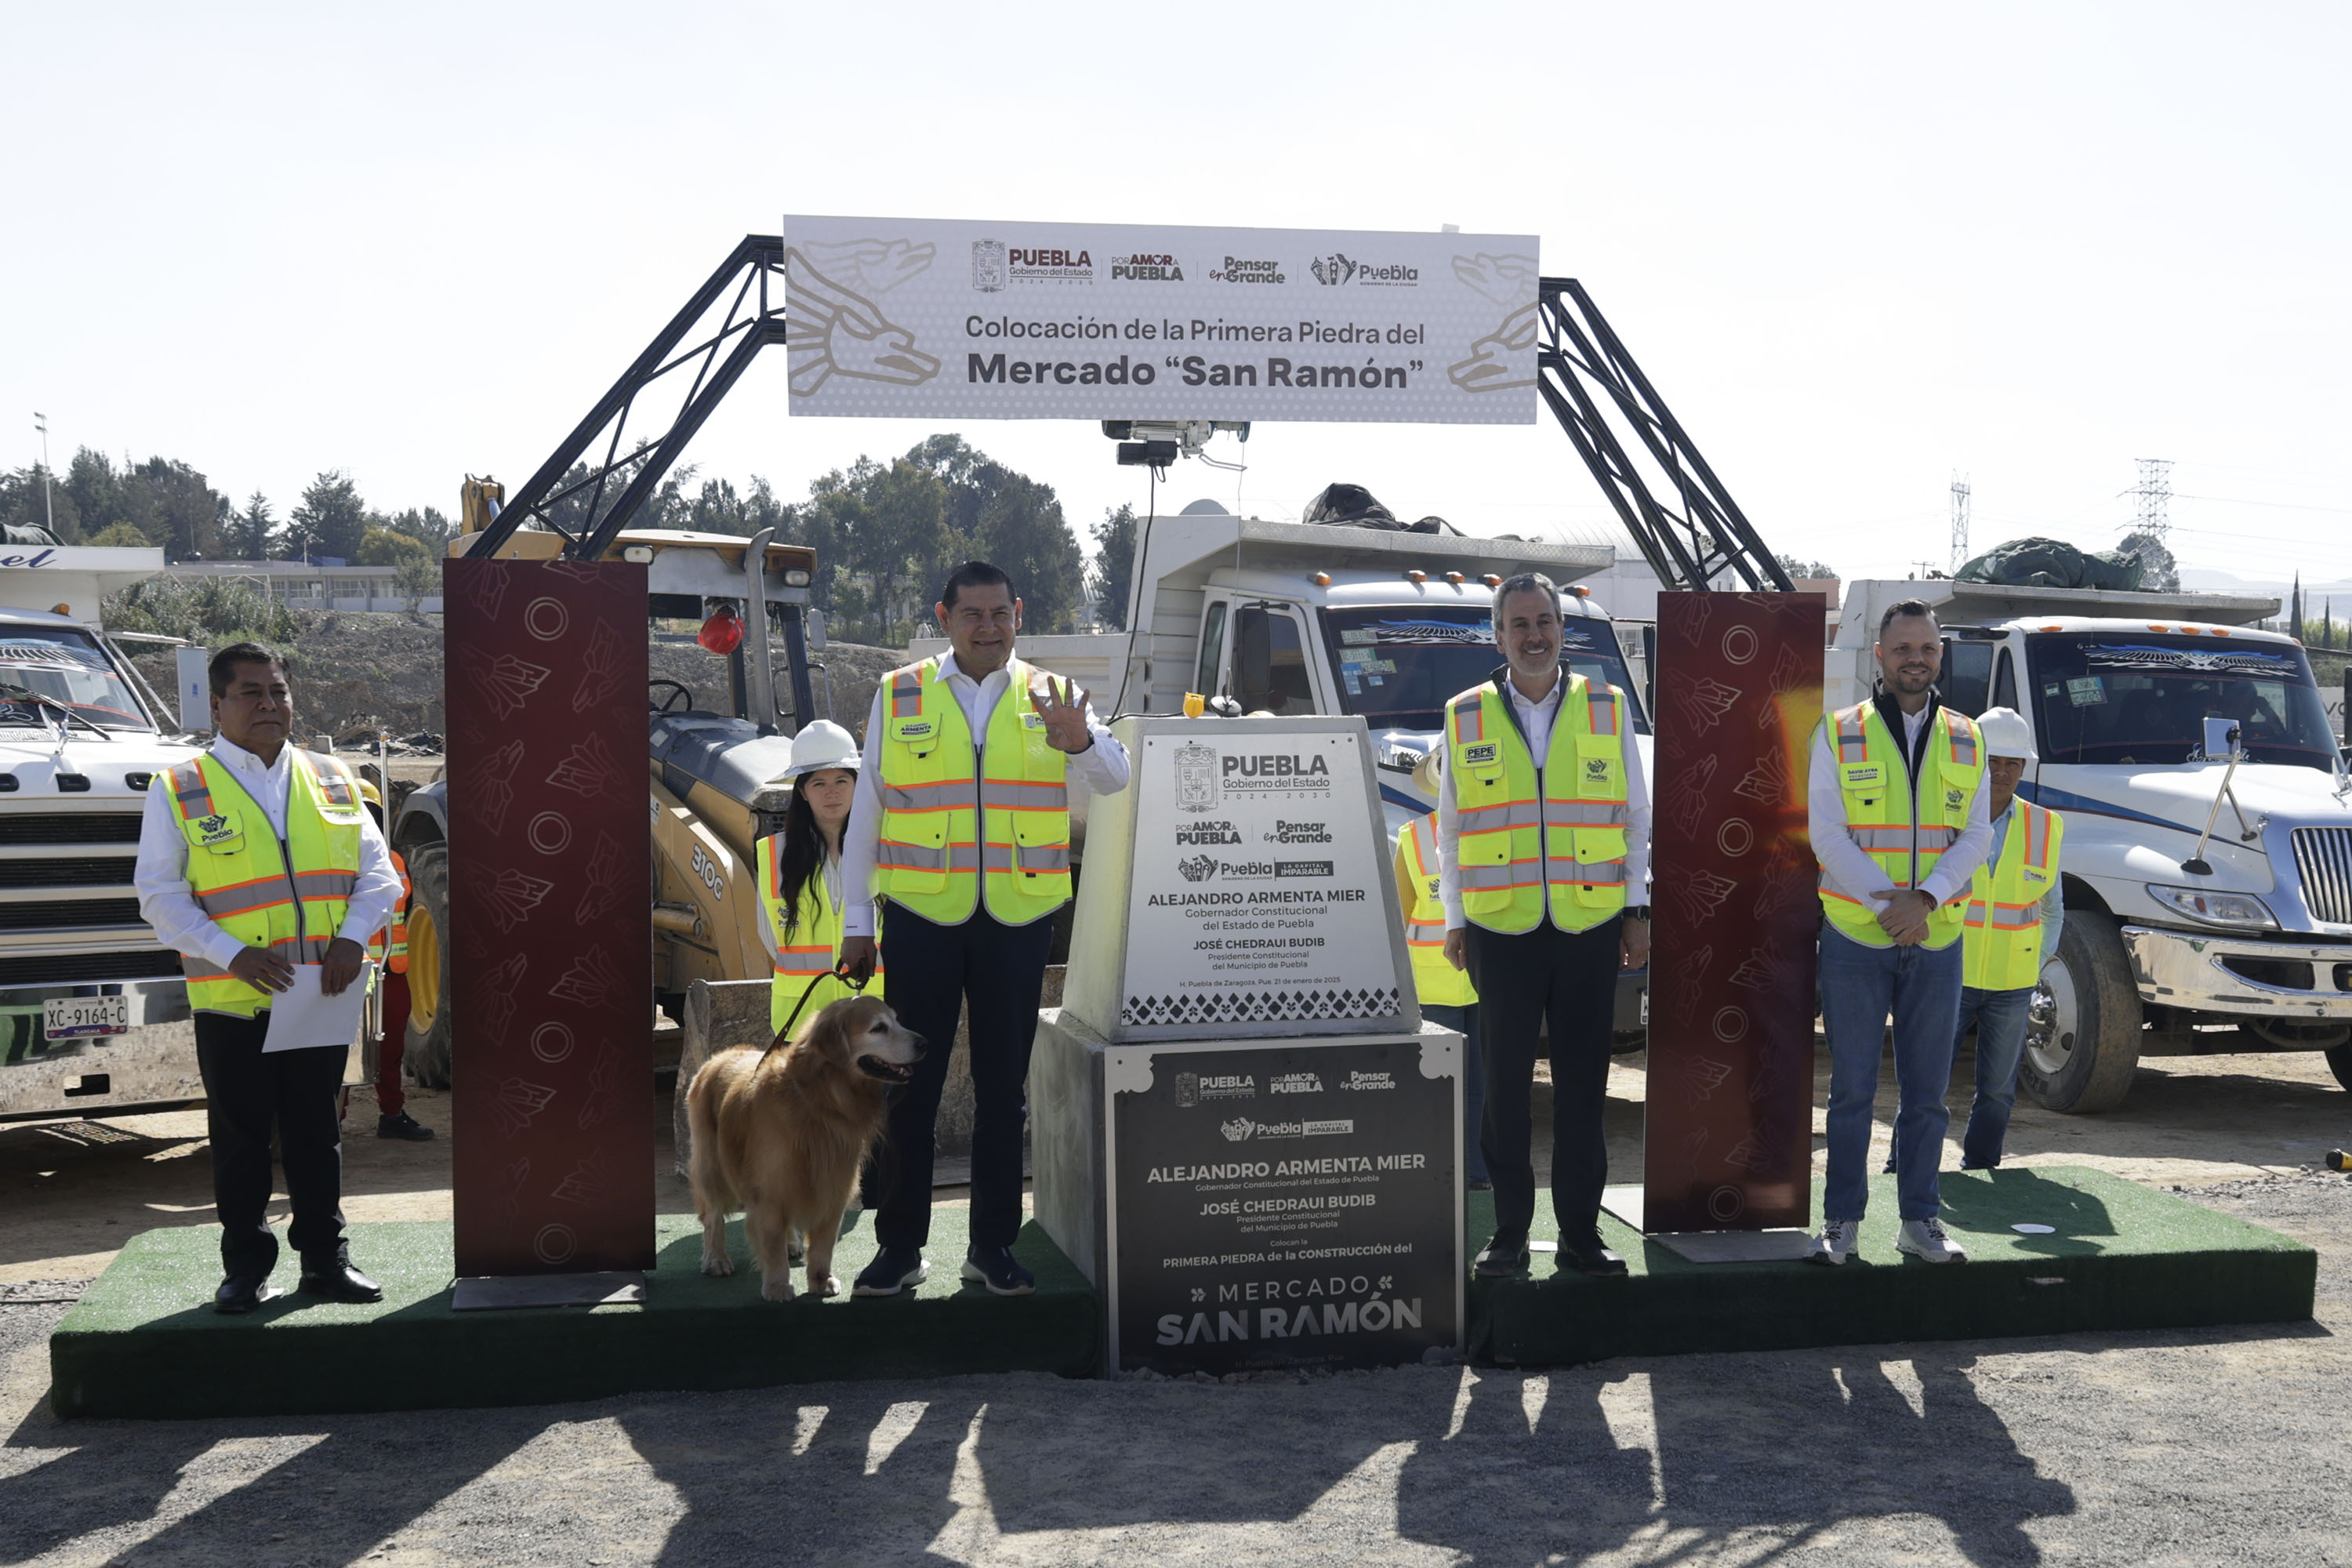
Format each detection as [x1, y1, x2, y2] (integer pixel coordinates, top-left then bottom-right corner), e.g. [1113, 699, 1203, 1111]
[49, 1210, 1098, 1420]
[1468, 1164, 2317, 1367]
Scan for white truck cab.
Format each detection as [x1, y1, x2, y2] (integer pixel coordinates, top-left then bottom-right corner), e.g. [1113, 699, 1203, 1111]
[0, 548, 213, 1120]
[1831, 579, 2352, 1109]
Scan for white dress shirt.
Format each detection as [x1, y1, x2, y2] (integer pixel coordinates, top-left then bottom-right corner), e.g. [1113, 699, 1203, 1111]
[840, 648, 1131, 938]
[1436, 667, 1653, 929]
[1808, 696, 1995, 913]
[135, 735, 404, 971]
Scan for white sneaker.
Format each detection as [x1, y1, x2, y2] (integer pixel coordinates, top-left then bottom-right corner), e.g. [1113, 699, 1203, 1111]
[1897, 1218, 1968, 1264]
[1806, 1218, 1857, 1266]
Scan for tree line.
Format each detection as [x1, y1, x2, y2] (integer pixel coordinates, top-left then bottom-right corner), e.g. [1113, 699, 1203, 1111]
[0, 451, 456, 568]
[1, 436, 1140, 648]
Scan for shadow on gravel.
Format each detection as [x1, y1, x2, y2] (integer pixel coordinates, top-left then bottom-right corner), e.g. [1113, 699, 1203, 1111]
[1396, 1350, 2075, 1565]
[0, 1403, 543, 1566]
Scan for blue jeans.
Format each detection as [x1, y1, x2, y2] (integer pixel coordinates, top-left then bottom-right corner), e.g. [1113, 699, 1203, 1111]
[1820, 925, 1965, 1223]
[1956, 985, 2033, 1170]
[1421, 1002, 1488, 1185]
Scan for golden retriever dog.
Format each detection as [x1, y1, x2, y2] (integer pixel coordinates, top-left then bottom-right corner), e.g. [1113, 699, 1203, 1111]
[687, 994, 923, 1301]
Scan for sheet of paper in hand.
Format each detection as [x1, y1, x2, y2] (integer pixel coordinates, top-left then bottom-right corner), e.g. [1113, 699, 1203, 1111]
[261, 963, 372, 1054]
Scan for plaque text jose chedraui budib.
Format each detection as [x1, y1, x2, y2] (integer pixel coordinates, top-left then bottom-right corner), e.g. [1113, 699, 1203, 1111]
[1105, 731, 1460, 1373]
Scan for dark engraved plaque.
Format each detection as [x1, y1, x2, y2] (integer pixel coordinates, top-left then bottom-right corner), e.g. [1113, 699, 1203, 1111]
[1643, 590, 1825, 1233]
[1108, 1036, 1460, 1374]
[445, 557, 655, 1276]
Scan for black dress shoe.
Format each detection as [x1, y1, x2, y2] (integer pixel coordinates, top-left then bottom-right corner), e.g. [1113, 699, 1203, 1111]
[961, 1246, 1036, 1297]
[1474, 1231, 1530, 1277]
[1559, 1234, 1629, 1276]
[214, 1275, 278, 1314]
[298, 1262, 383, 1303]
[377, 1111, 435, 1141]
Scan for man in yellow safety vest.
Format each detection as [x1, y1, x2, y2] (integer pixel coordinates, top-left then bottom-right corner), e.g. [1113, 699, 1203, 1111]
[1953, 706, 2064, 1170]
[1439, 572, 1651, 1278]
[1806, 600, 1994, 1267]
[132, 644, 405, 1312]
[838, 561, 1131, 1298]
[1394, 749, 1486, 1189]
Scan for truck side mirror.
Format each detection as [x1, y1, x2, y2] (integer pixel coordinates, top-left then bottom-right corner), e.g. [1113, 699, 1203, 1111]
[2201, 715, 2238, 761]
[175, 646, 210, 735]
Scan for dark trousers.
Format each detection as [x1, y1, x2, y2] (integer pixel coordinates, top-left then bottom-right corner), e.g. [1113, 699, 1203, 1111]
[875, 903, 1056, 1251]
[1465, 916, 1622, 1241]
[374, 972, 411, 1116]
[194, 1012, 350, 1279]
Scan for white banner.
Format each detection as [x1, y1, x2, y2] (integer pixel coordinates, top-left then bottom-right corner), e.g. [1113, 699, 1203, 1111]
[780, 216, 1539, 424]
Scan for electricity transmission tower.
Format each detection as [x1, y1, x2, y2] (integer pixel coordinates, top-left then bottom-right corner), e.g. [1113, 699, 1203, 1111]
[1949, 474, 1971, 572]
[2133, 457, 2172, 539]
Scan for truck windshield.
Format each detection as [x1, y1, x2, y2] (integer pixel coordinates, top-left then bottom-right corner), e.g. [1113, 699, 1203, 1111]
[1318, 605, 1649, 735]
[2026, 633, 2336, 771]
[0, 629, 151, 732]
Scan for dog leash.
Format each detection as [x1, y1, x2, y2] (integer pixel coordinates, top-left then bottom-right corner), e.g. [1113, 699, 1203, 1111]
[760, 966, 871, 1060]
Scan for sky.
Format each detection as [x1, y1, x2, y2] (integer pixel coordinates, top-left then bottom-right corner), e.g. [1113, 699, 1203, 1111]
[4, 2, 2347, 593]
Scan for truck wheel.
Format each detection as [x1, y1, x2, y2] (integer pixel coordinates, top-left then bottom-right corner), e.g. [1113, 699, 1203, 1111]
[2326, 1044, 2352, 1094]
[403, 843, 455, 1091]
[2020, 909, 2143, 1113]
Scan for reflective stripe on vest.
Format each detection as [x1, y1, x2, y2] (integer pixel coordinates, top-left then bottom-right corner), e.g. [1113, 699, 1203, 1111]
[757, 833, 884, 1036]
[1962, 798, 2063, 990]
[875, 655, 1073, 927]
[367, 848, 411, 975]
[1399, 813, 1476, 1007]
[1817, 702, 1986, 950]
[1446, 673, 1631, 935]
[168, 749, 365, 1017]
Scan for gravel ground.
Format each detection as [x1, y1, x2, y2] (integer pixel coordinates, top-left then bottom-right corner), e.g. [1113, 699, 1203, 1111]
[5, 1171, 2350, 1566]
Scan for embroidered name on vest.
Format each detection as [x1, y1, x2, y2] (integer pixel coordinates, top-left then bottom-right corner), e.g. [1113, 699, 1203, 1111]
[1461, 742, 1498, 766]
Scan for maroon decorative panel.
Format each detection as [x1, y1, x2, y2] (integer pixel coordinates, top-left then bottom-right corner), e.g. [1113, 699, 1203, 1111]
[446, 558, 654, 1276]
[1643, 590, 1825, 1233]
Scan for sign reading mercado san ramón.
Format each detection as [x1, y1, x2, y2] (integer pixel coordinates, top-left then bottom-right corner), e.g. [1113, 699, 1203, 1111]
[779, 216, 1539, 424]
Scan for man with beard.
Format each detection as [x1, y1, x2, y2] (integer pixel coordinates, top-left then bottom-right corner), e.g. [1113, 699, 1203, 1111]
[1808, 600, 1994, 1266]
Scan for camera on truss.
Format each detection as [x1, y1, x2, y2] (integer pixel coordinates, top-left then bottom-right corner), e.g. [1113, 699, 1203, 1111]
[1102, 420, 1250, 468]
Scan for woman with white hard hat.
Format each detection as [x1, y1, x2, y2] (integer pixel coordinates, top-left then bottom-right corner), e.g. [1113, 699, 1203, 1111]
[756, 720, 883, 1036]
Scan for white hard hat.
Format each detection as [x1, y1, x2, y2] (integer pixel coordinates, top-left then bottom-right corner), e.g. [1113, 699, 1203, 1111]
[1974, 706, 2036, 762]
[784, 720, 861, 779]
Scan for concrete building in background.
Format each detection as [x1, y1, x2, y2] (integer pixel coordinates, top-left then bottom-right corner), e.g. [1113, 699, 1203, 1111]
[161, 561, 441, 614]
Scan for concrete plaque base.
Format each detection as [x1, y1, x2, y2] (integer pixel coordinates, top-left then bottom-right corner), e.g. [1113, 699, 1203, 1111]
[1033, 1007, 1464, 1377]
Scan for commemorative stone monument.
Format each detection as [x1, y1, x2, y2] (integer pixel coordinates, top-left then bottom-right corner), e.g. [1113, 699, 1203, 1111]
[1033, 716, 1465, 1376]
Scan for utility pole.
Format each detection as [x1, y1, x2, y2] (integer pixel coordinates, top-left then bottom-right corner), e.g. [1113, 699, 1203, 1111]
[32, 413, 53, 536]
[1949, 474, 1971, 572]
[2133, 457, 2172, 539]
